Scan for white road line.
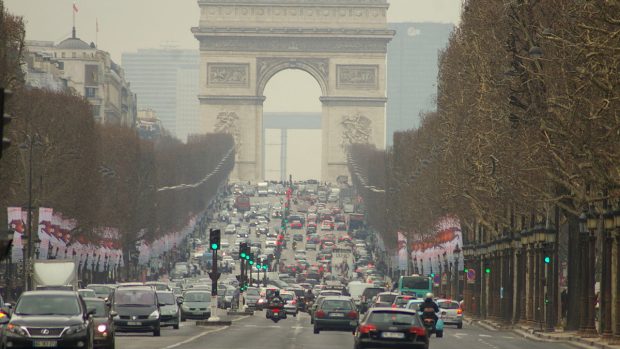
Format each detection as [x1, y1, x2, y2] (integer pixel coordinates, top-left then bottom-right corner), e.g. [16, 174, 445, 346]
[479, 334, 493, 337]
[502, 336, 515, 339]
[161, 327, 227, 349]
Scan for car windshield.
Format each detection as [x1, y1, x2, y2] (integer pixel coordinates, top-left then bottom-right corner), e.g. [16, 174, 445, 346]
[85, 300, 107, 316]
[321, 300, 352, 311]
[184, 293, 211, 302]
[362, 288, 383, 299]
[438, 301, 460, 309]
[115, 290, 155, 306]
[367, 311, 421, 326]
[157, 292, 176, 305]
[16, 294, 81, 316]
[79, 290, 96, 297]
[246, 289, 259, 296]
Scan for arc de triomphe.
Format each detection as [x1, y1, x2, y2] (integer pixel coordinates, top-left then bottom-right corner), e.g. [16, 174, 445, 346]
[192, 0, 394, 182]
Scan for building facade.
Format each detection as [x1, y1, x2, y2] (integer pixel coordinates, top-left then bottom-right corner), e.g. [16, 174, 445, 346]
[121, 49, 200, 141]
[25, 31, 137, 127]
[386, 22, 453, 145]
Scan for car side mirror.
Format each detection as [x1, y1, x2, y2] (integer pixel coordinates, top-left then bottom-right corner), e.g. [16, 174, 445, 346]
[4, 303, 12, 310]
[109, 311, 118, 318]
[177, 297, 184, 305]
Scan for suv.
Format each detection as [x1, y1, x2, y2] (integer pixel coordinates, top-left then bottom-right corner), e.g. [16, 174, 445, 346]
[112, 287, 162, 336]
[4, 290, 95, 348]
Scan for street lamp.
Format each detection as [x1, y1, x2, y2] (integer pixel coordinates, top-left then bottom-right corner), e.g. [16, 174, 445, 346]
[18, 134, 43, 291]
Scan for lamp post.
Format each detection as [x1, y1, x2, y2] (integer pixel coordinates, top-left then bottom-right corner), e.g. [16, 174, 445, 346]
[453, 244, 461, 300]
[600, 207, 615, 339]
[612, 205, 620, 344]
[18, 134, 43, 291]
[579, 209, 597, 336]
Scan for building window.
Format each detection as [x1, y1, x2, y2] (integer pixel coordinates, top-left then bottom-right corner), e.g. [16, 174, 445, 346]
[92, 105, 101, 117]
[61, 52, 65, 58]
[85, 87, 97, 98]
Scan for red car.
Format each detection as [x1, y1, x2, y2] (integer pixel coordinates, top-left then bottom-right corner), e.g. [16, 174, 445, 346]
[290, 220, 303, 229]
[320, 220, 334, 231]
[338, 234, 352, 242]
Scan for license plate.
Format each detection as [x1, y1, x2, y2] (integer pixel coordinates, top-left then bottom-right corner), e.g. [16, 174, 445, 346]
[127, 321, 142, 326]
[382, 332, 405, 339]
[330, 313, 344, 317]
[34, 341, 57, 348]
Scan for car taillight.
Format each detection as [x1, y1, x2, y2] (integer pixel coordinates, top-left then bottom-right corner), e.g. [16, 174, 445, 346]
[457, 308, 463, 315]
[359, 324, 377, 334]
[315, 310, 326, 318]
[409, 326, 426, 336]
[391, 304, 397, 308]
[273, 308, 280, 313]
[292, 300, 297, 305]
[347, 311, 358, 319]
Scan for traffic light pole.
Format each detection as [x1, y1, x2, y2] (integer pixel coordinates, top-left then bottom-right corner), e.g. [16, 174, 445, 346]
[208, 229, 221, 322]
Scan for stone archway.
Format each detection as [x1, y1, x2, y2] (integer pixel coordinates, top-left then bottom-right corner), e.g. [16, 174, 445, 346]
[193, 0, 394, 182]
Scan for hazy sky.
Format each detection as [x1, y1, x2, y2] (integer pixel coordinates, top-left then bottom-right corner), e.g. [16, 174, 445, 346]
[5, 0, 462, 64]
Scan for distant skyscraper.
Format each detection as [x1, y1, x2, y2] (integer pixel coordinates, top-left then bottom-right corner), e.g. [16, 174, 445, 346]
[386, 22, 453, 145]
[121, 49, 199, 140]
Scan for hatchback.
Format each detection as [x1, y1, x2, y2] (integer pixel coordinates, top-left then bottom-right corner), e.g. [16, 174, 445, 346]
[354, 308, 429, 349]
[83, 297, 115, 349]
[437, 299, 463, 328]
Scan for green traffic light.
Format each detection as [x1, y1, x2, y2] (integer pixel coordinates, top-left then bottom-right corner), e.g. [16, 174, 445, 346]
[249, 260, 254, 265]
[544, 256, 551, 264]
[211, 243, 219, 250]
[241, 252, 247, 258]
[430, 273, 435, 278]
[485, 268, 491, 274]
[464, 268, 469, 273]
[263, 265, 268, 270]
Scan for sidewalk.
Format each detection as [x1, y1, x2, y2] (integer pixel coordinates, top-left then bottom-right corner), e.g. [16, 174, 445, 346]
[468, 318, 620, 349]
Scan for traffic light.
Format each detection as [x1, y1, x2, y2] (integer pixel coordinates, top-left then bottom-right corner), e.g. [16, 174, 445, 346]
[544, 256, 551, 264]
[485, 267, 491, 274]
[239, 242, 248, 259]
[429, 273, 435, 278]
[209, 229, 221, 250]
[0, 88, 12, 159]
[248, 253, 255, 266]
[463, 267, 469, 273]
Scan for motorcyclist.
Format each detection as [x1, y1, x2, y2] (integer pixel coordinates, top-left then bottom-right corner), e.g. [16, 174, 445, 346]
[292, 241, 297, 250]
[419, 293, 439, 324]
[267, 290, 285, 319]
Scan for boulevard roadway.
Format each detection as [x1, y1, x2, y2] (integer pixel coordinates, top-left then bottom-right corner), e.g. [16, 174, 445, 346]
[117, 195, 575, 349]
[116, 312, 576, 349]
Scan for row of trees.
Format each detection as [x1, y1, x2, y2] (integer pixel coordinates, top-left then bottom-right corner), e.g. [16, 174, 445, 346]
[0, 2, 234, 248]
[349, 0, 619, 331]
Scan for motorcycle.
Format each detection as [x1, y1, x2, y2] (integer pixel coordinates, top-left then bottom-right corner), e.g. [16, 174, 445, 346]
[266, 300, 287, 323]
[421, 312, 444, 338]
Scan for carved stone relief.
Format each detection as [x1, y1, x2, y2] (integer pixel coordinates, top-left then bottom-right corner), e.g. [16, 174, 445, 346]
[214, 112, 242, 156]
[341, 112, 372, 147]
[207, 63, 249, 87]
[200, 37, 389, 53]
[337, 65, 378, 89]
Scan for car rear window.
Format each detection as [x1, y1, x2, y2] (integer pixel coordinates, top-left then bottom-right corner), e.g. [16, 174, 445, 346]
[362, 288, 383, 299]
[438, 301, 460, 309]
[281, 293, 294, 301]
[367, 311, 421, 326]
[321, 300, 353, 311]
[378, 294, 397, 303]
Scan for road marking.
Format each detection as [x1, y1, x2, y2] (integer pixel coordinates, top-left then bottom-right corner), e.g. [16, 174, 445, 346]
[502, 336, 515, 339]
[479, 334, 493, 337]
[161, 327, 227, 349]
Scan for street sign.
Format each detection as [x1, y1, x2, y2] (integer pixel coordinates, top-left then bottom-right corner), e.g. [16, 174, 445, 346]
[433, 274, 441, 285]
[467, 268, 476, 284]
[441, 273, 448, 285]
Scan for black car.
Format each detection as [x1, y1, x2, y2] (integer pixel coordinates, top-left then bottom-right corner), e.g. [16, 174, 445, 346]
[112, 286, 162, 336]
[3, 290, 96, 349]
[83, 297, 115, 349]
[354, 308, 429, 349]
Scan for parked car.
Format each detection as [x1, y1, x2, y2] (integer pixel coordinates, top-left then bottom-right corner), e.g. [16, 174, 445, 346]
[112, 286, 161, 336]
[4, 290, 96, 348]
[83, 297, 116, 349]
[180, 291, 211, 321]
[313, 296, 358, 334]
[354, 308, 429, 349]
[156, 291, 181, 330]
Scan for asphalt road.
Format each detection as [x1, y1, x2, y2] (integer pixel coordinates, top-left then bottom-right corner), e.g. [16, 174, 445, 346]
[117, 311, 576, 349]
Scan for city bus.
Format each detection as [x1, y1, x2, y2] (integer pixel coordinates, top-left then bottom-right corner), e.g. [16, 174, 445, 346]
[398, 274, 432, 298]
[235, 195, 251, 212]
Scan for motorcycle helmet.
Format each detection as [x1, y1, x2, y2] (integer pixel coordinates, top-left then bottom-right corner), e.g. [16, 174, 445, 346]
[425, 292, 434, 301]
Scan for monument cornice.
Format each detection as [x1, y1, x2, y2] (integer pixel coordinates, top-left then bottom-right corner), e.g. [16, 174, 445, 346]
[320, 96, 387, 107]
[192, 27, 395, 38]
[199, 95, 267, 105]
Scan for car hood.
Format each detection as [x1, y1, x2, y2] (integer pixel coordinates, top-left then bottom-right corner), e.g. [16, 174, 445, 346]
[245, 295, 260, 300]
[10, 314, 84, 327]
[160, 305, 178, 313]
[113, 306, 157, 316]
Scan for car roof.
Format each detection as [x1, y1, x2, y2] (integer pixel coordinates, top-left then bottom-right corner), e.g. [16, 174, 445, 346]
[321, 295, 352, 301]
[115, 286, 154, 292]
[83, 297, 104, 303]
[22, 290, 78, 297]
[367, 307, 418, 314]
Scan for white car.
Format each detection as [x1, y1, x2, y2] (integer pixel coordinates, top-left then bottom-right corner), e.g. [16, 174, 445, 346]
[437, 299, 463, 329]
[224, 224, 236, 235]
[265, 239, 277, 248]
[280, 291, 298, 316]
